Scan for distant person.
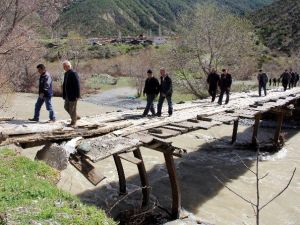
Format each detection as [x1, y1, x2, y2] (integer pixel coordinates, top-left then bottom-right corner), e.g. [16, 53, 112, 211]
[289, 69, 295, 89]
[257, 69, 268, 96]
[142, 69, 160, 117]
[157, 68, 173, 117]
[269, 78, 272, 87]
[277, 78, 281, 87]
[280, 69, 291, 91]
[207, 68, 220, 102]
[62, 60, 81, 127]
[218, 69, 232, 105]
[295, 72, 300, 87]
[29, 64, 56, 122]
[272, 78, 277, 87]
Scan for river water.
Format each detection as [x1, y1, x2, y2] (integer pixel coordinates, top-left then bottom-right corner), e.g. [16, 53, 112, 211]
[14, 92, 299, 225]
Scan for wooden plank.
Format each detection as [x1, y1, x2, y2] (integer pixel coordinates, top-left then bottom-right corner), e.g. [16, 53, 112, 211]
[149, 128, 181, 139]
[77, 134, 141, 162]
[119, 152, 142, 165]
[161, 125, 189, 133]
[69, 154, 106, 186]
[113, 154, 127, 195]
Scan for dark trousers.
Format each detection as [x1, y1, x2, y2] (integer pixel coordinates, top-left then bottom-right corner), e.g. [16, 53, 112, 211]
[34, 96, 55, 120]
[289, 82, 293, 89]
[208, 86, 217, 102]
[283, 82, 288, 91]
[143, 94, 156, 116]
[64, 99, 78, 124]
[218, 89, 230, 105]
[157, 95, 173, 116]
[258, 84, 267, 96]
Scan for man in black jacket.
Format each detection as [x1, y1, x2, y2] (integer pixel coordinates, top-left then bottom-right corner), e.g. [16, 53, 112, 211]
[207, 68, 220, 102]
[157, 68, 173, 117]
[218, 69, 232, 105]
[257, 69, 268, 96]
[142, 69, 160, 117]
[280, 69, 291, 91]
[29, 64, 56, 122]
[62, 60, 80, 127]
[289, 69, 295, 89]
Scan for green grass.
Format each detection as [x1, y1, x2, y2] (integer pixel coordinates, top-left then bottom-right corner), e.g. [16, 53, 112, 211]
[0, 148, 115, 225]
[86, 76, 136, 91]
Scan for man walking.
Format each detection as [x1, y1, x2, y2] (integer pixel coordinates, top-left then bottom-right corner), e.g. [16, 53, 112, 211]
[257, 69, 268, 96]
[142, 69, 160, 117]
[280, 69, 291, 91]
[295, 72, 300, 87]
[157, 68, 173, 117]
[289, 69, 295, 89]
[218, 69, 232, 105]
[29, 64, 56, 122]
[207, 68, 220, 102]
[62, 60, 80, 127]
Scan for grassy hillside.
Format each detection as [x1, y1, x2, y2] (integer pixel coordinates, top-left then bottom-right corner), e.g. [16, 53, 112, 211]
[55, 0, 273, 37]
[251, 0, 300, 53]
[0, 148, 115, 225]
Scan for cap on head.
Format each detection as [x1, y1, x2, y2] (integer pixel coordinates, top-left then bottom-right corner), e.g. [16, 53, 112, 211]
[37, 64, 46, 70]
[259, 69, 262, 73]
[222, 69, 226, 72]
[147, 69, 153, 74]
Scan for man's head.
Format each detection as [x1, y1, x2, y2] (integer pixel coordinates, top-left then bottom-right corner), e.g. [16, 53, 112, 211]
[147, 69, 153, 78]
[222, 69, 228, 74]
[63, 60, 72, 72]
[36, 64, 46, 75]
[259, 69, 263, 73]
[290, 68, 293, 72]
[160, 67, 166, 77]
[285, 69, 288, 72]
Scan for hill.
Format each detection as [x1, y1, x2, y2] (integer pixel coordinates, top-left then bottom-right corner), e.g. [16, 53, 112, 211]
[251, 0, 300, 53]
[55, 0, 273, 37]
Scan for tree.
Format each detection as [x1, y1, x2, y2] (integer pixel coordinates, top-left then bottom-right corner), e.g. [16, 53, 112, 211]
[215, 143, 296, 225]
[169, 4, 258, 98]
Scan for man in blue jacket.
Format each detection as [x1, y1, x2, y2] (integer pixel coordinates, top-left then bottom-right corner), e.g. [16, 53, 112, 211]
[157, 68, 173, 117]
[29, 64, 56, 122]
[62, 60, 80, 127]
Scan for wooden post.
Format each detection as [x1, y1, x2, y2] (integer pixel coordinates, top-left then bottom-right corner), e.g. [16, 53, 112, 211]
[231, 118, 239, 144]
[252, 113, 261, 146]
[164, 153, 181, 219]
[113, 154, 127, 195]
[274, 111, 284, 145]
[133, 148, 150, 207]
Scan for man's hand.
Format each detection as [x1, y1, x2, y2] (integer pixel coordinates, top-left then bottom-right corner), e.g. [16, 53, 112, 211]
[39, 93, 44, 99]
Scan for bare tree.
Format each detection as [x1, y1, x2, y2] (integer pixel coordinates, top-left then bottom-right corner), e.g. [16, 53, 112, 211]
[215, 144, 296, 225]
[169, 4, 258, 98]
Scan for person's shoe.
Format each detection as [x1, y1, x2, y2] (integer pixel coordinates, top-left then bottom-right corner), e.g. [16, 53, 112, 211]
[77, 116, 81, 120]
[218, 102, 222, 105]
[168, 114, 173, 117]
[28, 118, 39, 122]
[47, 119, 56, 123]
[66, 123, 76, 128]
[156, 114, 161, 117]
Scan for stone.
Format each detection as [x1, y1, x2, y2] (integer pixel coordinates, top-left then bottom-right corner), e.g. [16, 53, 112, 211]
[35, 143, 69, 171]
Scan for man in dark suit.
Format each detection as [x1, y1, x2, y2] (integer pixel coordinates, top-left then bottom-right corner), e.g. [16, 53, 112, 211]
[62, 60, 80, 127]
[142, 69, 160, 117]
[157, 68, 173, 117]
[218, 69, 232, 105]
[207, 68, 220, 102]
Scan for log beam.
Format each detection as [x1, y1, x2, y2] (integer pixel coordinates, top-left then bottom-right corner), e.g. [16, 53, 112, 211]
[231, 118, 239, 144]
[252, 113, 261, 146]
[113, 154, 127, 195]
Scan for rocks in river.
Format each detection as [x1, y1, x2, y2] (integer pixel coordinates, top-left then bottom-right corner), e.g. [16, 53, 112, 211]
[35, 143, 69, 171]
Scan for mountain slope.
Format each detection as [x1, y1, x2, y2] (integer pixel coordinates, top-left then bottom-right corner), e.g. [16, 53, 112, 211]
[251, 0, 300, 53]
[55, 0, 273, 37]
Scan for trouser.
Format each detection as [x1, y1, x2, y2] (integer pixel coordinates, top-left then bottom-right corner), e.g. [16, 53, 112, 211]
[208, 86, 217, 102]
[258, 84, 267, 96]
[64, 99, 77, 124]
[34, 96, 55, 121]
[143, 94, 156, 116]
[218, 89, 230, 105]
[282, 82, 288, 91]
[289, 82, 293, 89]
[157, 95, 173, 116]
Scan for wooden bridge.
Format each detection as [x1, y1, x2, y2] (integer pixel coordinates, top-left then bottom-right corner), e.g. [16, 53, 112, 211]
[1, 87, 300, 219]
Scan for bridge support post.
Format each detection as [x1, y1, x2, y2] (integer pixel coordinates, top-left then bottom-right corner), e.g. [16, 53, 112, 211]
[164, 152, 181, 219]
[133, 148, 150, 207]
[274, 111, 284, 145]
[113, 154, 127, 195]
[252, 113, 261, 146]
[231, 118, 239, 144]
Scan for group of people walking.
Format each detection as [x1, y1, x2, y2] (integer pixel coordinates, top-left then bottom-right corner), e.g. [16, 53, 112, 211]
[30, 62, 299, 124]
[257, 69, 300, 96]
[29, 61, 80, 127]
[207, 68, 232, 105]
